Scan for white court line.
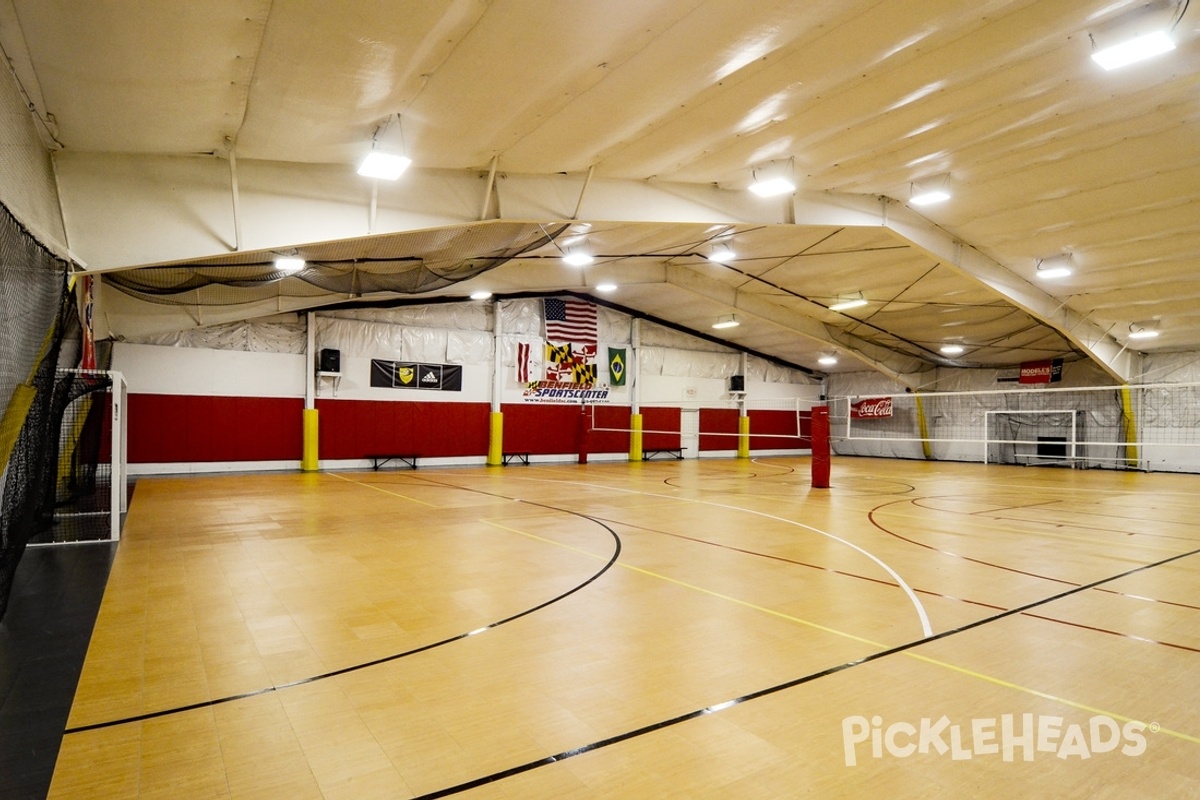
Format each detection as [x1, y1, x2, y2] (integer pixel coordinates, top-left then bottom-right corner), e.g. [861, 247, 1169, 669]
[435, 469, 934, 638]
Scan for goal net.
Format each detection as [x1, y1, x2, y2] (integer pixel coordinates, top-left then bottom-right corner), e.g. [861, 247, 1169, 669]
[984, 409, 1085, 467]
[28, 370, 128, 545]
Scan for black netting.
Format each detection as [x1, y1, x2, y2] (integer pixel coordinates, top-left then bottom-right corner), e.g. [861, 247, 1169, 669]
[0, 199, 72, 621]
[105, 223, 568, 306]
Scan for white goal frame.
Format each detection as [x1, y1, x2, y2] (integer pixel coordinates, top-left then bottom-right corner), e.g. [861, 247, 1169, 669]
[984, 409, 1083, 467]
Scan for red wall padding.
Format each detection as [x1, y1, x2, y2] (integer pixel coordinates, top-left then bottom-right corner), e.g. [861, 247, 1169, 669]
[699, 408, 739, 451]
[318, 399, 490, 459]
[642, 406, 682, 450]
[128, 394, 304, 463]
[500, 403, 631, 455]
[749, 409, 812, 450]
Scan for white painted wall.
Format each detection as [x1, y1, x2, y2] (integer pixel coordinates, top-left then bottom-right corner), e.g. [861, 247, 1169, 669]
[113, 342, 305, 398]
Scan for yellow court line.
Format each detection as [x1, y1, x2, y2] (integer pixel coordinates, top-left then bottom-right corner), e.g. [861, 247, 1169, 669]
[481, 518, 1199, 746]
[329, 471, 440, 508]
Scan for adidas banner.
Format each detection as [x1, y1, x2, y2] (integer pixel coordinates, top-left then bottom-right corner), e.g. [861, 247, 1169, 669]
[371, 359, 463, 391]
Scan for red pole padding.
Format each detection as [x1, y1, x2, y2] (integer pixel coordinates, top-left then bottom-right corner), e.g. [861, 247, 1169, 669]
[578, 405, 589, 465]
[811, 405, 830, 488]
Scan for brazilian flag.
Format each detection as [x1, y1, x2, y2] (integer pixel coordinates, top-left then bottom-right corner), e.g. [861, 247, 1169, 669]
[608, 347, 626, 386]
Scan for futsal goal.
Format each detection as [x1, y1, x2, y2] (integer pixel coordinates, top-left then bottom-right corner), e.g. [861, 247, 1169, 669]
[984, 409, 1085, 466]
[28, 369, 128, 545]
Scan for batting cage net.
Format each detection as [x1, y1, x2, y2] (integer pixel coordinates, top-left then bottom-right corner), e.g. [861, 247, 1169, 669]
[0, 202, 75, 622]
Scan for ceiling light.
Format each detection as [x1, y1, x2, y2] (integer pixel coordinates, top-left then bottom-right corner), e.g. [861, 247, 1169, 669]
[910, 189, 950, 206]
[563, 250, 594, 267]
[357, 114, 412, 180]
[748, 159, 796, 197]
[749, 176, 796, 197]
[712, 314, 740, 330]
[358, 151, 412, 180]
[940, 344, 965, 355]
[818, 355, 838, 366]
[1128, 324, 1160, 340]
[1092, 30, 1175, 70]
[595, 283, 617, 292]
[829, 294, 869, 311]
[274, 256, 305, 272]
[1089, 0, 1180, 70]
[909, 173, 952, 206]
[469, 290, 492, 300]
[708, 243, 736, 262]
[1036, 254, 1073, 280]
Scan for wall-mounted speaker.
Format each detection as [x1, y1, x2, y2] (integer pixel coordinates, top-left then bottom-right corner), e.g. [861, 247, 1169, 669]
[319, 348, 341, 373]
[728, 374, 745, 392]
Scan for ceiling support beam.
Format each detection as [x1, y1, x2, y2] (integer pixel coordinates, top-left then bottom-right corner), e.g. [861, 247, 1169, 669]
[663, 265, 929, 386]
[877, 197, 1138, 384]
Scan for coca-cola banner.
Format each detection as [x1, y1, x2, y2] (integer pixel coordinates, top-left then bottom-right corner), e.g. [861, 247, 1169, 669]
[851, 397, 893, 419]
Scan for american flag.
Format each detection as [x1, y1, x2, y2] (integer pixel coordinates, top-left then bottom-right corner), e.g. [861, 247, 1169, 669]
[544, 298, 598, 345]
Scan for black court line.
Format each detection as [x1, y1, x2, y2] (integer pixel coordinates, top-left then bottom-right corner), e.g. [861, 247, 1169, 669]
[410, 543, 1200, 799]
[64, 476, 622, 736]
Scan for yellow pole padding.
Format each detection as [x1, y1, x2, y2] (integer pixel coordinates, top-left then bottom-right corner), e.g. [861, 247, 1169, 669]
[629, 413, 643, 461]
[915, 394, 932, 460]
[737, 414, 751, 459]
[1120, 386, 1139, 468]
[487, 411, 504, 466]
[301, 408, 319, 471]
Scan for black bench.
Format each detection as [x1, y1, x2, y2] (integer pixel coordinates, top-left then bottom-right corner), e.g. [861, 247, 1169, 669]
[502, 452, 531, 465]
[367, 454, 419, 470]
[643, 449, 683, 461]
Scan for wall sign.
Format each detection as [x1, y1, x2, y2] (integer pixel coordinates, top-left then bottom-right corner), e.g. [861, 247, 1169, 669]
[370, 359, 463, 391]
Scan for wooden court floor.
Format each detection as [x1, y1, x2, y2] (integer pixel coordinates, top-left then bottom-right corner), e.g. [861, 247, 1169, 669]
[50, 457, 1200, 798]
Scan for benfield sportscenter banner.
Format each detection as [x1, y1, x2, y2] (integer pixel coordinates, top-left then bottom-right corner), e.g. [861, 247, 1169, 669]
[522, 381, 611, 404]
[370, 359, 463, 391]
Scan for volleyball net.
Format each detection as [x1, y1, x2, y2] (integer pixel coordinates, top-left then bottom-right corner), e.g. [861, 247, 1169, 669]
[585, 397, 822, 454]
[828, 383, 1200, 472]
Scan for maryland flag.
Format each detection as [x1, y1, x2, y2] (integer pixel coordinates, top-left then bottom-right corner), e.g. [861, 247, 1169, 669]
[608, 347, 626, 386]
[546, 342, 597, 384]
[573, 361, 598, 384]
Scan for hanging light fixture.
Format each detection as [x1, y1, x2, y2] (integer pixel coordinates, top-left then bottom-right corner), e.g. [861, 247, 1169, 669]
[712, 314, 740, 330]
[1128, 323, 1160, 340]
[1035, 254, 1073, 280]
[940, 343, 965, 355]
[829, 293, 868, 311]
[562, 249, 594, 267]
[909, 173, 952, 206]
[274, 254, 305, 273]
[818, 355, 838, 366]
[748, 159, 796, 197]
[357, 114, 413, 180]
[1090, 0, 1181, 71]
[708, 242, 737, 263]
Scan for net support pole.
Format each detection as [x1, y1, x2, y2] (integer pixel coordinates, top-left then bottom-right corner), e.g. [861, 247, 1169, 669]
[737, 352, 750, 459]
[811, 405, 830, 488]
[487, 300, 504, 466]
[629, 318, 642, 462]
[302, 312, 319, 471]
[1120, 386, 1139, 468]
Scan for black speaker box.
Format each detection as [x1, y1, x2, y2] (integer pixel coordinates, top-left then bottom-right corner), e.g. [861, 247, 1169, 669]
[319, 348, 341, 373]
[729, 374, 745, 392]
